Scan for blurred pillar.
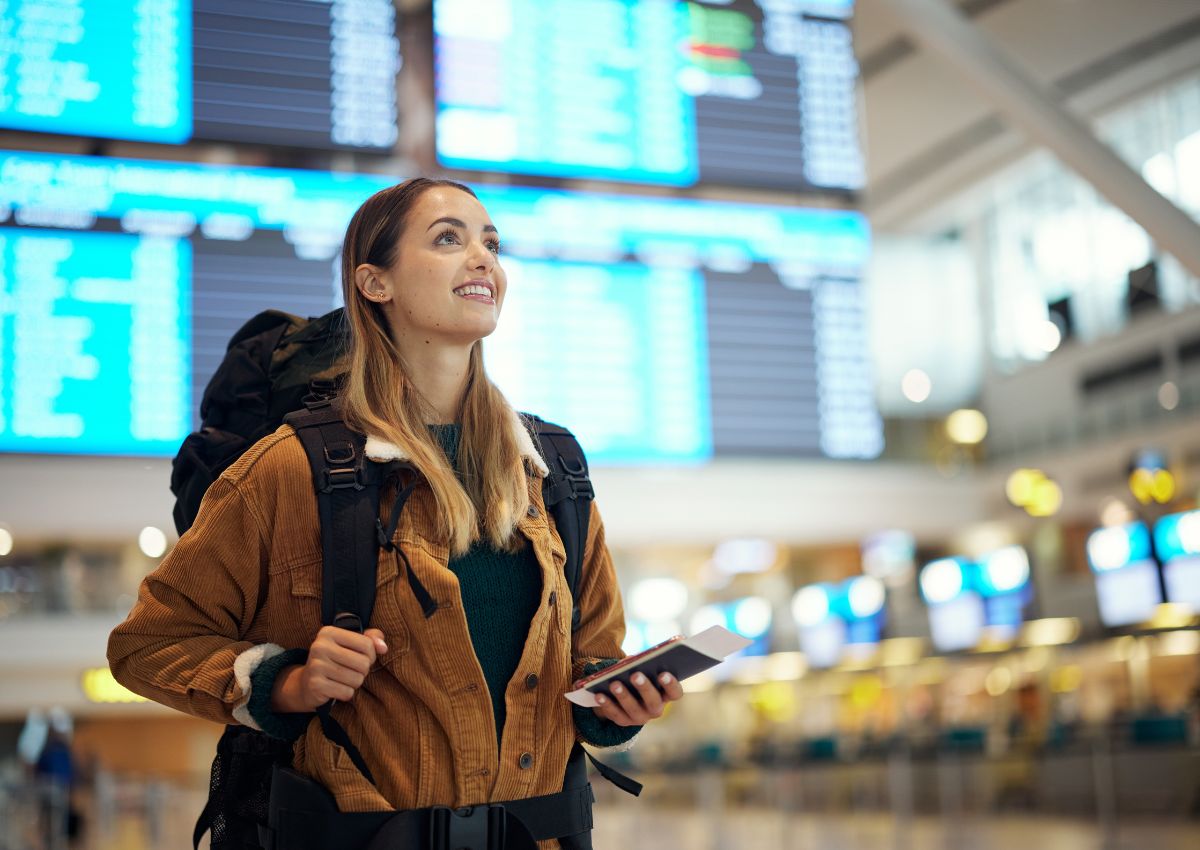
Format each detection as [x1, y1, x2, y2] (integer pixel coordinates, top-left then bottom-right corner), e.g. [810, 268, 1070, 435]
[887, 0, 1200, 278]
[1127, 636, 1153, 712]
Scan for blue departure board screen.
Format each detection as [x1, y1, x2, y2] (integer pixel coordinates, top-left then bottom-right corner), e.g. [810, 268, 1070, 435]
[0, 150, 878, 462]
[0, 0, 192, 143]
[0, 229, 191, 455]
[0, 0, 400, 151]
[434, 0, 863, 191]
[485, 260, 711, 464]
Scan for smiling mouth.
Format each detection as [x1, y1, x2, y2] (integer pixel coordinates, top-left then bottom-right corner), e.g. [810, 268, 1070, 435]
[453, 281, 495, 303]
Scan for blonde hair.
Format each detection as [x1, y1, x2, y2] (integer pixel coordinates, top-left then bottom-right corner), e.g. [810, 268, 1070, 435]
[338, 178, 532, 556]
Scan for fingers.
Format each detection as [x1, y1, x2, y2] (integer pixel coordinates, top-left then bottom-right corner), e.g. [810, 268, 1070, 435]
[657, 672, 684, 701]
[321, 625, 383, 664]
[591, 672, 685, 726]
[629, 673, 664, 716]
[311, 678, 357, 704]
[313, 643, 373, 677]
[298, 660, 358, 705]
[364, 628, 389, 656]
[601, 679, 654, 725]
[592, 692, 636, 726]
[302, 626, 388, 707]
[310, 655, 367, 688]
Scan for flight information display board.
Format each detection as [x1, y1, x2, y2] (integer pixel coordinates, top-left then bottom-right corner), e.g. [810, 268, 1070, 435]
[0, 0, 399, 151]
[434, 0, 863, 191]
[0, 229, 191, 455]
[0, 151, 878, 462]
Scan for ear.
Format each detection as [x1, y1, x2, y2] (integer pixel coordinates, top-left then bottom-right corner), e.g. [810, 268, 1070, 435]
[354, 264, 393, 304]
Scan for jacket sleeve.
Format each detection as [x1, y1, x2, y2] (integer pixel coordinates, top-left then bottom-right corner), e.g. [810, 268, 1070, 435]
[569, 499, 642, 748]
[107, 474, 284, 728]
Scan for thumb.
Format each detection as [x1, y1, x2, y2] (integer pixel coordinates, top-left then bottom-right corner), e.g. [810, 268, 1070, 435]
[364, 628, 388, 654]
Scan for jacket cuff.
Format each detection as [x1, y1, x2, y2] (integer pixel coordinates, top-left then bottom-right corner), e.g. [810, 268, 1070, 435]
[232, 644, 312, 741]
[572, 658, 642, 750]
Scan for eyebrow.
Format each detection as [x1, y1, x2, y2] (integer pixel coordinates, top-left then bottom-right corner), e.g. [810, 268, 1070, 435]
[426, 216, 498, 234]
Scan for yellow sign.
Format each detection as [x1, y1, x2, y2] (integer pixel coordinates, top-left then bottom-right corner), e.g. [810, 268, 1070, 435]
[1129, 468, 1176, 505]
[1006, 468, 1062, 517]
[81, 668, 148, 704]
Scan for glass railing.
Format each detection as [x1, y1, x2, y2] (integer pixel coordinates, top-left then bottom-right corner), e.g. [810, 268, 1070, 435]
[986, 369, 1200, 462]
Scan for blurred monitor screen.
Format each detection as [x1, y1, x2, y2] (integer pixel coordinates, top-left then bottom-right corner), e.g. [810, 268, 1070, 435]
[799, 619, 846, 669]
[1163, 558, 1200, 613]
[0, 0, 399, 151]
[433, 0, 863, 191]
[928, 594, 985, 653]
[0, 151, 880, 463]
[983, 591, 1029, 630]
[1095, 560, 1164, 627]
[861, 529, 916, 584]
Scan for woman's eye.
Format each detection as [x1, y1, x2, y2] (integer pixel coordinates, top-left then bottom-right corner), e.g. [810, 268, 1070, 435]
[435, 229, 459, 245]
[487, 241, 502, 255]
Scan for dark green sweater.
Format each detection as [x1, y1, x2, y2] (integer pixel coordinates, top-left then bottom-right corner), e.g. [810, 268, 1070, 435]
[249, 424, 638, 750]
[431, 423, 541, 743]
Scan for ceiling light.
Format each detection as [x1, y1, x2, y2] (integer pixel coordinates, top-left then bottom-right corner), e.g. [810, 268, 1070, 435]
[901, 369, 932, 403]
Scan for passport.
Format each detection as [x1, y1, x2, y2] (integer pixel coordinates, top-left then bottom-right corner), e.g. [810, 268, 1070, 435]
[565, 626, 752, 707]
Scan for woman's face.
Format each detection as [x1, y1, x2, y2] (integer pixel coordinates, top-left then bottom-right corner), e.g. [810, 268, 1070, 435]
[359, 186, 506, 347]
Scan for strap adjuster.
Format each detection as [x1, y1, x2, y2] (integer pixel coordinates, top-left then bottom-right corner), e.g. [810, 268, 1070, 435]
[319, 467, 365, 492]
[569, 475, 595, 501]
[300, 378, 342, 412]
[430, 803, 500, 850]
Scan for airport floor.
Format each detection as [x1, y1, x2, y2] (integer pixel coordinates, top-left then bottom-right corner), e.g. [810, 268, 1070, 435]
[24, 793, 1200, 850]
[594, 808, 1200, 850]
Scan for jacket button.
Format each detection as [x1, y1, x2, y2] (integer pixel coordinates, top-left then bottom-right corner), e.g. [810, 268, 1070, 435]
[519, 752, 534, 770]
[527, 505, 539, 517]
[525, 673, 538, 690]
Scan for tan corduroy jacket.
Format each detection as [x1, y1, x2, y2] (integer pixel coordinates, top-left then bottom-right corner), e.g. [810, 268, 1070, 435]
[107, 409, 630, 835]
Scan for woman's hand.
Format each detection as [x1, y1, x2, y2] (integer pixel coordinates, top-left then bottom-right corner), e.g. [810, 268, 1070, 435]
[582, 672, 685, 727]
[271, 627, 388, 713]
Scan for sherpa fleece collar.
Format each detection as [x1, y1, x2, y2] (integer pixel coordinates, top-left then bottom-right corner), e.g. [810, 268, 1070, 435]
[363, 408, 550, 477]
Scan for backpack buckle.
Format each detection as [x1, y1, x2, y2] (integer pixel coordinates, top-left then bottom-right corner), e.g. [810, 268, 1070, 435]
[319, 467, 365, 492]
[301, 378, 342, 412]
[430, 804, 498, 850]
[556, 456, 594, 501]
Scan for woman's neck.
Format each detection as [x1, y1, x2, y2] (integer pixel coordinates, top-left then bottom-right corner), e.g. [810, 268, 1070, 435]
[393, 338, 472, 424]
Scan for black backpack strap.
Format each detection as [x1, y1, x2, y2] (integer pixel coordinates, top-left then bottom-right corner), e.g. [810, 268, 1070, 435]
[521, 414, 594, 632]
[518, 416, 641, 801]
[285, 403, 383, 630]
[283, 400, 392, 787]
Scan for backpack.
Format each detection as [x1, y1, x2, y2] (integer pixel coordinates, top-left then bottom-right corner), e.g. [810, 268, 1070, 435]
[173, 308, 617, 850]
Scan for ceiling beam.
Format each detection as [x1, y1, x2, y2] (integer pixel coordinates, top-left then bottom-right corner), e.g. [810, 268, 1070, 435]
[887, 0, 1200, 278]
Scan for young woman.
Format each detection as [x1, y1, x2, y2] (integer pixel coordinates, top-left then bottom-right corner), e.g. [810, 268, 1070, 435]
[108, 178, 685, 849]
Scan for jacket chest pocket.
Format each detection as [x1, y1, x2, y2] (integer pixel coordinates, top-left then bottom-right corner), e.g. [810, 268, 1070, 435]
[364, 551, 413, 666]
[278, 553, 412, 664]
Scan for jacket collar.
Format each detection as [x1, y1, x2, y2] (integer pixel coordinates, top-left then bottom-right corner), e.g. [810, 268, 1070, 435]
[363, 408, 550, 478]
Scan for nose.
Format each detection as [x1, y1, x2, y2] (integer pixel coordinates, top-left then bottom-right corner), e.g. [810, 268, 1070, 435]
[467, 238, 495, 273]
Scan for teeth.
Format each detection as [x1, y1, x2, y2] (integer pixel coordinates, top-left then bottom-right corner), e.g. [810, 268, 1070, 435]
[455, 285, 492, 298]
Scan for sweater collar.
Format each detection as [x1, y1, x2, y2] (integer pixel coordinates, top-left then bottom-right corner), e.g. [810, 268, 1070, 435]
[363, 408, 550, 478]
